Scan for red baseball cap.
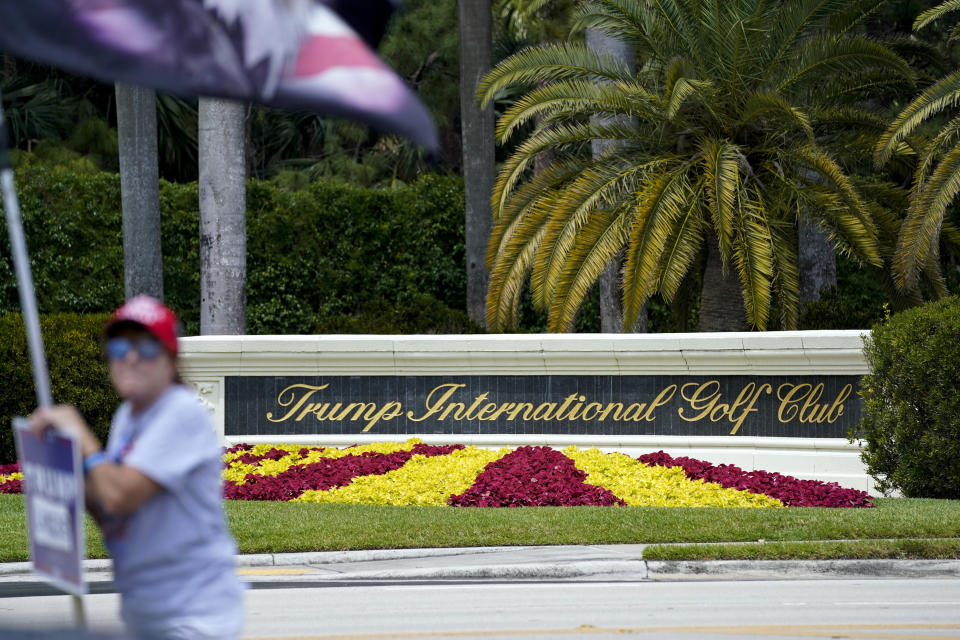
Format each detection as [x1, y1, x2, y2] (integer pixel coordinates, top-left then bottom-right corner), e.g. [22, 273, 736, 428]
[105, 295, 180, 355]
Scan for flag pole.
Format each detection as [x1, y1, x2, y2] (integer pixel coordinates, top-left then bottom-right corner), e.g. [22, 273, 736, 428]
[0, 89, 85, 629]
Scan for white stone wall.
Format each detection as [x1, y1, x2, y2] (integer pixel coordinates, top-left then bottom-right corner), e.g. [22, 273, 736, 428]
[179, 331, 877, 494]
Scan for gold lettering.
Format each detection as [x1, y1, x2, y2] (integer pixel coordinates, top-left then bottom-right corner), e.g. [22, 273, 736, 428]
[597, 402, 625, 421]
[462, 393, 491, 420]
[266, 384, 329, 422]
[490, 403, 519, 421]
[551, 393, 580, 420]
[564, 395, 589, 420]
[727, 383, 772, 435]
[362, 401, 403, 432]
[439, 402, 466, 420]
[620, 402, 650, 422]
[639, 385, 677, 422]
[798, 383, 826, 423]
[678, 381, 721, 422]
[507, 402, 535, 421]
[826, 384, 852, 423]
[777, 383, 808, 422]
[531, 402, 559, 420]
[580, 402, 603, 421]
[407, 383, 465, 422]
[335, 402, 377, 422]
[476, 402, 500, 420]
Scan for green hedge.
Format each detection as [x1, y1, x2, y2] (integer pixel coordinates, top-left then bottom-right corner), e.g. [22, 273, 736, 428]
[0, 166, 469, 335]
[0, 313, 118, 464]
[854, 296, 960, 498]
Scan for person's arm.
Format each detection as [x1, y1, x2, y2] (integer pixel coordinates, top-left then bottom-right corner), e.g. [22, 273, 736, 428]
[30, 405, 160, 516]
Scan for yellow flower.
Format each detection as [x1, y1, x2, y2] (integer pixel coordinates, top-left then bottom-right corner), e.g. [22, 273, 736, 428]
[294, 446, 508, 506]
[223, 439, 425, 484]
[563, 446, 782, 508]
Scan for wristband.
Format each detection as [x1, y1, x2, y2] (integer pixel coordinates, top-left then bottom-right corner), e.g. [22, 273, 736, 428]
[83, 451, 109, 475]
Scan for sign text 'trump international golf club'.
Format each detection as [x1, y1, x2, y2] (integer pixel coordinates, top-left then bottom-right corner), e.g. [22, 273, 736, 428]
[225, 375, 861, 439]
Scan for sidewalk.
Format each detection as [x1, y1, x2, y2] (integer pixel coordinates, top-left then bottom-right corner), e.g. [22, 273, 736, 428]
[3, 545, 960, 588]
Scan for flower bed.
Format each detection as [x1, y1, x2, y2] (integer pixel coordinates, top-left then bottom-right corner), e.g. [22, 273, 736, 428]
[219, 440, 872, 508]
[0, 442, 873, 508]
[0, 462, 22, 494]
[637, 451, 874, 508]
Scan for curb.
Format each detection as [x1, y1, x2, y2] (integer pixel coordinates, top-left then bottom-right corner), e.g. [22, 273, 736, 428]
[3, 551, 960, 581]
[645, 559, 960, 580]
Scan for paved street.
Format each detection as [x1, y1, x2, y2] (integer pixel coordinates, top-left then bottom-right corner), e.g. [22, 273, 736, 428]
[3, 577, 960, 639]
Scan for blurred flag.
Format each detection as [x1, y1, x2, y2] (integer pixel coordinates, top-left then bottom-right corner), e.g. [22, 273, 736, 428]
[0, 0, 437, 151]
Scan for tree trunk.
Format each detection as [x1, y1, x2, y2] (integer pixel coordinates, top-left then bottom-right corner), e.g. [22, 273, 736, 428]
[116, 84, 163, 301]
[699, 229, 749, 331]
[798, 213, 837, 303]
[458, 0, 495, 328]
[199, 98, 246, 335]
[586, 28, 645, 333]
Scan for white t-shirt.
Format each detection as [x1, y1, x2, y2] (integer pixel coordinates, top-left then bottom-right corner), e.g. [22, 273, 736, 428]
[101, 385, 243, 621]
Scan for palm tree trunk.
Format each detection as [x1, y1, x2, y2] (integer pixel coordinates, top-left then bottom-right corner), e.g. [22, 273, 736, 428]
[699, 228, 748, 331]
[116, 84, 163, 301]
[458, 0, 495, 328]
[798, 213, 836, 302]
[585, 28, 645, 333]
[198, 98, 246, 335]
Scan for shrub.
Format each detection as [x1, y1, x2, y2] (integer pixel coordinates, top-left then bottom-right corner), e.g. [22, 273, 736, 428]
[0, 313, 118, 464]
[854, 296, 960, 498]
[1, 165, 468, 335]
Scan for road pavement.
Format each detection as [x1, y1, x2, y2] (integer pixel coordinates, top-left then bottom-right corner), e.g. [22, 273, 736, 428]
[1, 546, 960, 639]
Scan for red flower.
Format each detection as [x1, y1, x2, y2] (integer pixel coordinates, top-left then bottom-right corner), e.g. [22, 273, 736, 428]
[637, 451, 874, 508]
[449, 446, 625, 507]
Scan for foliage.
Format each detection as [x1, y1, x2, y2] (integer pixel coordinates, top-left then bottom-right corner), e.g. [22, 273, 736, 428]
[478, 0, 915, 332]
[0, 313, 117, 464]
[0, 165, 469, 335]
[855, 296, 960, 498]
[874, 0, 960, 296]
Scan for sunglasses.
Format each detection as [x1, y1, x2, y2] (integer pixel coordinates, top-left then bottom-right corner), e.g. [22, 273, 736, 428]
[105, 337, 165, 361]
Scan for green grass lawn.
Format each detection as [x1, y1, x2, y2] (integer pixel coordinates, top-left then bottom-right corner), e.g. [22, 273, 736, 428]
[2, 495, 958, 563]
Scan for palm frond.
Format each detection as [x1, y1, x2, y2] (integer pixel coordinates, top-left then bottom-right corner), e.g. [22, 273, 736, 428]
[573, 0, 652, 53]
[740, 91, 814, 141]
[770, 218, 801, 329]
[732, 189, 774, 330]
[795, 145, 882, 267]
[485, 198, 551, 331]
[548, 208, 629, 331]
[895, 139, 960, 290]
[875, 69, 960, 167]
[495, 80, 660, 143]
[913, 115, 960, 194]
[658, 180, 706, 302]
[491, 121, 637, 219]
[915, 0, 960, 31]
[622, 165, 693, 328]
[700, 138, 739, 273]
[665, 77, 712, 120]
[943, 220, 960, 249]
[477, 42, 636, 107]
[487, 159, 585, 269]
[776, 36, 914, 95]
[813, 106, 887, 133]
[531, 156, 672, 310]
[761, 0, 852, 82]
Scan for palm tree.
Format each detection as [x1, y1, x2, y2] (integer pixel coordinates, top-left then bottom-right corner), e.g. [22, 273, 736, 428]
[875, 0, 960, 297]
[459, 0, 496, 326]
[116, 83, 163, 301]
[198, 98, 247, 335]
[478, 0, 914, 332]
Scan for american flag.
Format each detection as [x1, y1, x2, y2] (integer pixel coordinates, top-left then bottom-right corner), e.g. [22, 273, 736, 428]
[0, 0, 437, 151]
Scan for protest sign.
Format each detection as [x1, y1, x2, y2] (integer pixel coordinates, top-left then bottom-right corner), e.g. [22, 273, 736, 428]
[13, 418, 86, 596]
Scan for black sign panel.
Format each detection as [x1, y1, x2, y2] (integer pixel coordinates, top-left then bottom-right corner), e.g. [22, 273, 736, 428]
[225, 375, 862, 439]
